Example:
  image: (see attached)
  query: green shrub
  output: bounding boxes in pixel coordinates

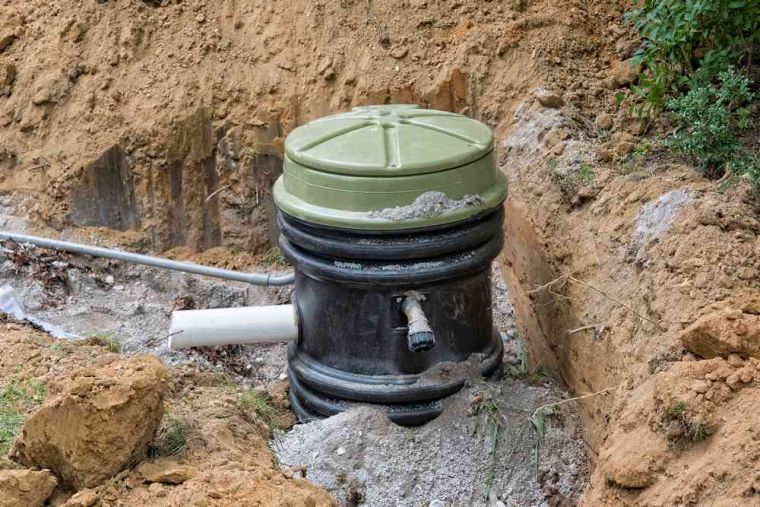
[666,68,754,178]
[626,0,760,113]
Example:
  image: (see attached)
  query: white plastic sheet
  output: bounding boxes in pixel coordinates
[0,284,79,340]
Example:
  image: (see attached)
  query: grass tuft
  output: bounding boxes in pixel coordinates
[238,390,279,431]
[667,400,712,444]
[0,380,47,457]
[263,247,289,268]
[85,334,122,354]
[149,412,192,459]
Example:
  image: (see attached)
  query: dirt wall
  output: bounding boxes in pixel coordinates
[0,0,630,253]
[500,103,760,505]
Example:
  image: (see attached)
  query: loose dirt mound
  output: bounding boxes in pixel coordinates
[0,0,630,253]
[0,323,335,506]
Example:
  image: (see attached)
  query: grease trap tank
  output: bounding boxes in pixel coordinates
[273,105,508,425]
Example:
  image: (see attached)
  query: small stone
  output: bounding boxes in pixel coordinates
[728,354,744,368]
[726,372,741,388]
[390,46,408,59]
[0,33,16,53]
[535,88,564,108]
[597,148,614,162]
[0,61,16,97]
[666,420,683,439]
[595,113,613,130]
[495,502,507,507]
[609,59,640,88]
[32,89,52,106]
[64,489,99,507]
[740,368,755,383]
[738,267,756,280]
[195,12,206,23]
[552,142,566,156]
[614,142,635,157]
[336,446,346,456]
[611,132,634,145]
[317,57,332,76]
[105,275,115,286]
[137,460,196,485]
[631,118,648,136]
[691,380,709,394]
[429,501,446,507]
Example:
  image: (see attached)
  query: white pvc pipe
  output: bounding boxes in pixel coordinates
[169,305,298,350]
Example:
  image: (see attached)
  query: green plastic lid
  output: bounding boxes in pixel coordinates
[274,106,507,231]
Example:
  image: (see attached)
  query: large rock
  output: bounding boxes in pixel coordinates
[682,295,760,359]
[0,469,58,507]
[10,355,169,490]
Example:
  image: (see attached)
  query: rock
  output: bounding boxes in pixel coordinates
[691,380,709,394]
[429,501,446,507]
[728,354,744,368]
[390,46,408,59]
[631,118,649,136]
[665,420,683,439]
[105,275,115,286]
[741,294,760,315]
[32,88,52,106]
[610,131,635,157]
[597,147,615,162]
[0,33,14,53]
[726,372,741,388]
[600,426,668,488]
[611,132,634,145]
[0,7,24,54]
[10,355,169,490]
[595,113,613,130]
[615,37,638,59]
[137,460,196,485]
[317,57,332,76]
[681,307,760,359]
[738,267,756,280]
[0,61,16,97]
[614,142,635,157]
[535,88,564,109]
[336,446,346,456]
[63,490,99,507]
[608,59,640,88]
[0,469,58,507]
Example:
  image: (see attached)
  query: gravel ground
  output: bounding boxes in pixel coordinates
[277,377,588,507]
[0,250,292,387]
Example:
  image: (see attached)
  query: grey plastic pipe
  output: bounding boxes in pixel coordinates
[0,232,294,287]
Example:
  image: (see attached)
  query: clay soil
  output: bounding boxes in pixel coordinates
[0,320,334,506]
